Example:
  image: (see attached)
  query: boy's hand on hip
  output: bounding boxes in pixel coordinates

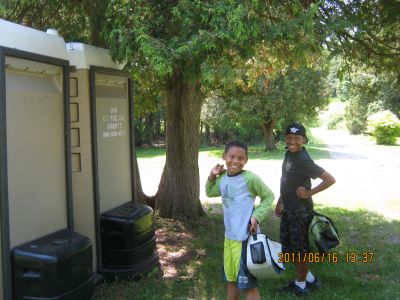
[275,201,283,218]
[249,217,258,234]
[296,186,310,199]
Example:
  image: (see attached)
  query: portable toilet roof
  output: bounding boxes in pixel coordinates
[0,18,68,60]
[66,42,125,70]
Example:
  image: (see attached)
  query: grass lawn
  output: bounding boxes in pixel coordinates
[96,138,400,299]
[95,205,400,299]
[136,141,331,161]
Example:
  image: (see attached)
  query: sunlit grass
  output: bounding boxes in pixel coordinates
[200,142,331,160]
[95,205,400,299]
[136,146,165,158]
[127,132,399,299]
[136,130,332,160]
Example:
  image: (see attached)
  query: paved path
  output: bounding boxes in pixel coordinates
[311,128,400,220]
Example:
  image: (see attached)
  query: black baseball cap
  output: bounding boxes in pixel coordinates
[285,123,308,143]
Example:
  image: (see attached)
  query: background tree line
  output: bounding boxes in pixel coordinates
[1,0,399,220]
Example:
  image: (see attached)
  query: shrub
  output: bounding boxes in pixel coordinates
[327,114,344,129]
[367,110,400,145]
[320,101,346,130]
[345,97,368,134]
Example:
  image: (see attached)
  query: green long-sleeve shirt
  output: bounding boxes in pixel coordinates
[206,170,274,241]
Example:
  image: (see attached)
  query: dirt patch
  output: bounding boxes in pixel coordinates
[155,217,206,279]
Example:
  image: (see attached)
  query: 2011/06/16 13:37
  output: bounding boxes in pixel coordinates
[278,251,375,263]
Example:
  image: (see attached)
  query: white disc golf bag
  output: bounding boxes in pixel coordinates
[246,233,285,279]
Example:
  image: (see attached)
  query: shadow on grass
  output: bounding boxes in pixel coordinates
[94,204,400,300]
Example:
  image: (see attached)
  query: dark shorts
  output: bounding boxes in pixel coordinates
[222,239,257,289]
[280,209,315,255]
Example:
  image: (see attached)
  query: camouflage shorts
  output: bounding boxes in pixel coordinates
[280,209,315,255]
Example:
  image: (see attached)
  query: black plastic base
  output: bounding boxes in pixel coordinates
[12,229,94,300]
[100,250,160,279]
[21,275,95,300]
[100,201,160,279]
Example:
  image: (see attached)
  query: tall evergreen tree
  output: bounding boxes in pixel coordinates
[105,0,321,219]
[4,1,397,219]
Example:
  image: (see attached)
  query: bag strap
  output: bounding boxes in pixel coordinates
[264,234,285,272]
[248,226,285,273]
[314,212,340,238]
[249,223,262,240]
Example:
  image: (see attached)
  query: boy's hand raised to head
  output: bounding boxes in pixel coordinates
[208,163,225,181]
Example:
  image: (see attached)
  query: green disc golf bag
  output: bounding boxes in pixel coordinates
[308,212,340,253]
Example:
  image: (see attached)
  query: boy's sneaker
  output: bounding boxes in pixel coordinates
[306,277,321,289]
[278,281,310,297]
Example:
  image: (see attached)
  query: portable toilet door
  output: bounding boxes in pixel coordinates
[90,67,135,212]
[67,43,159,279]
[0,19,72,300]
[90,67,137,275]
[91,68,159,279]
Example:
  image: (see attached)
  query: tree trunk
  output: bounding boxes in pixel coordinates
[205,123,211,146]
[155,70,204,220]
[143,113,155,146]
[154,112,162,142]
[84,0,107,47]
[262,118,277,151]
[134,118,144,147]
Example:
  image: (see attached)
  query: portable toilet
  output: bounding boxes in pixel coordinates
[66,43,159,278]
[0,19,94,300]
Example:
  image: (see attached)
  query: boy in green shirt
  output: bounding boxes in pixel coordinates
[206,141,274,300]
